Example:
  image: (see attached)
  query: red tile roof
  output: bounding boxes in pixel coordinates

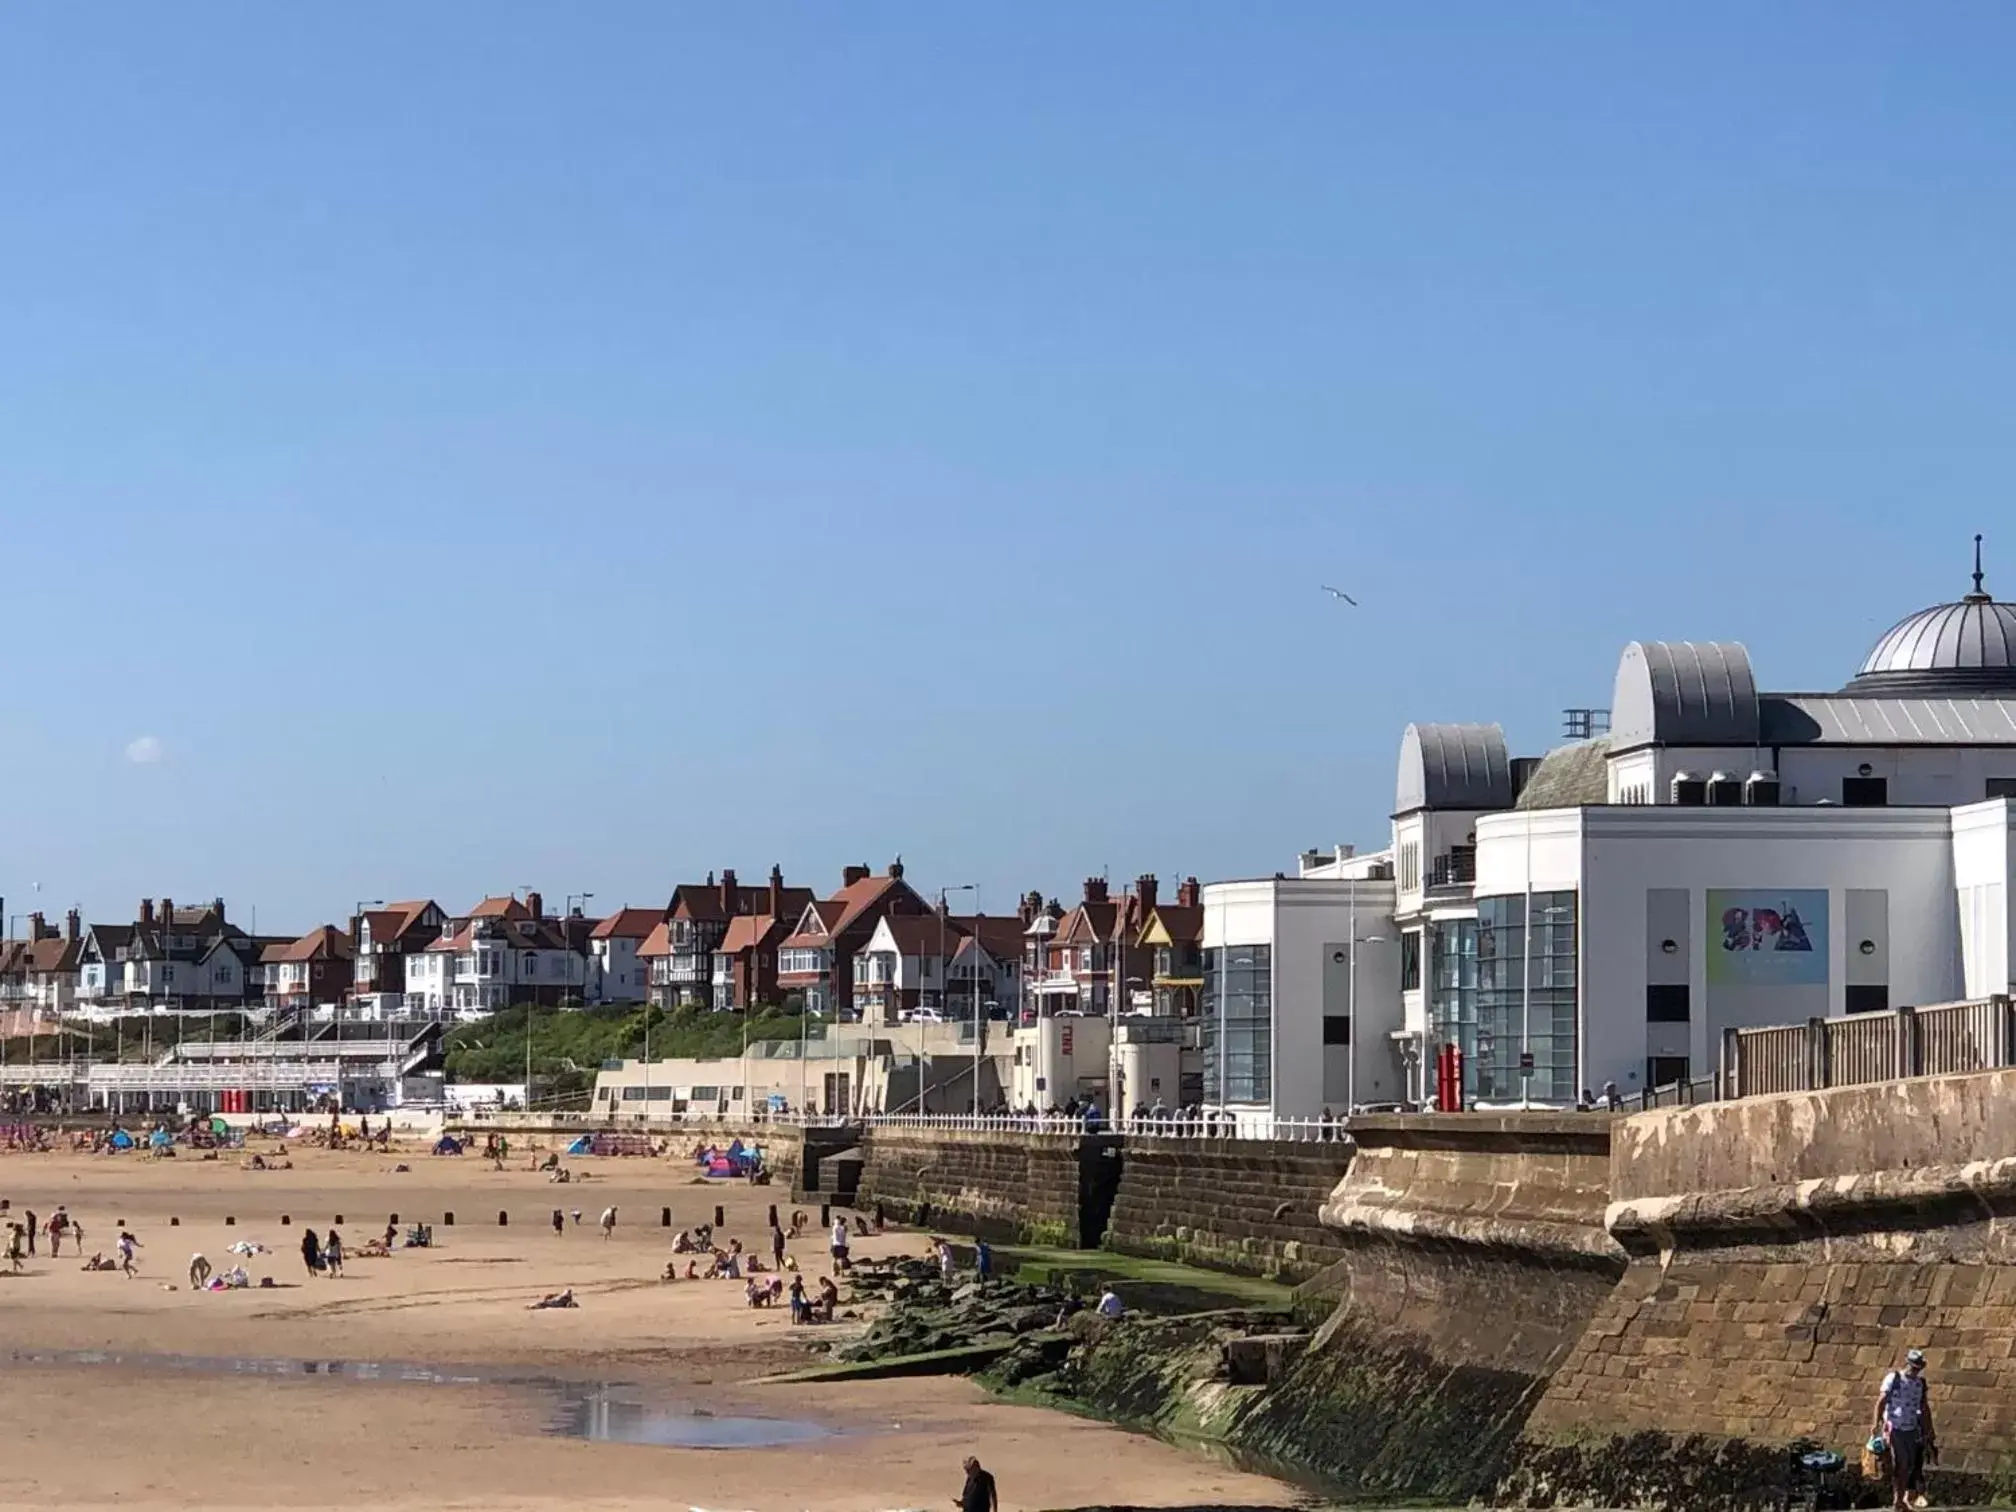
[468,896,531,920]
[872,914,969,957]
[1141,904,1203,947]
[268,925,355,965]
[718,914,789,954]
[590,907,665,942]
[363,900,441,944]
[25,937,78,973]
[781,899,846,950]
[637,921,673,959]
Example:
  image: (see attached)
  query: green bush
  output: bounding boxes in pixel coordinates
[443,1003,807,1084]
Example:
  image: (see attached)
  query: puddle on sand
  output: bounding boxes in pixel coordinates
[7,1347,836,1451]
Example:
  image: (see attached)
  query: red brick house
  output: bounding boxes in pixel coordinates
[352,900,446,1008]
[777,860,932,1018]
[260,925,356,1008]
[639,867,813,1011]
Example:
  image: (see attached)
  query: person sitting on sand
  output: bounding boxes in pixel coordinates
[527,1288,577,1310]
[744,1277,764,1308]
[672,1230,695,1254]
[81,1252,115,1272]
[817,1274,840,1322]
[661,1260,681,1283]
[684,1258,700,1280]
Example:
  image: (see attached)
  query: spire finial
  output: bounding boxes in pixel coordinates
[1973,533,1987,598]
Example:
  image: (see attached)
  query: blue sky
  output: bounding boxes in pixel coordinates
[5,4,2015,932]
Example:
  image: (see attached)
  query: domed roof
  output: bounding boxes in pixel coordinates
[1846,536,2016,695]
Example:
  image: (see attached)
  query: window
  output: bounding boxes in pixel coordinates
[1201,944,1272,1105]
[1988,778,2016,799]
[1400,931,1422,992]
[1845,984,1889,1014]
[1647,1055,1689,1088]
[1399,842,1420,891]
[1474,892,1577,1104]
[1646,984,1690,1023]
[1322,1015,1351,1046]
[525,956,537,978]
[1842,776,1888,807]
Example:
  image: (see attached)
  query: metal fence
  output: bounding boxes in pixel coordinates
[1721,996,2015,1099]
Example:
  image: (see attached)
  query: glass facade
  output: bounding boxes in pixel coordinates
[1200,944,1273,1105]
[1428,918,1478,1096]
[1474,892,1579,1105]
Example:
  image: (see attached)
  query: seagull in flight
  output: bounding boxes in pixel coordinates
[1321,585,1358,606]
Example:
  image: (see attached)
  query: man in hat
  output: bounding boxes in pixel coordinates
[1874,1347,1936,1511]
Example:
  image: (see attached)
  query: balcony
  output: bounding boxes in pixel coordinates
[1427,849,1477,894]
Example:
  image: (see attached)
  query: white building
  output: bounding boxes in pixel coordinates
[405,894,589,1018]
[588,907,662,1005]
[1199,870,1403,1125]
[1205,549,2016,1115]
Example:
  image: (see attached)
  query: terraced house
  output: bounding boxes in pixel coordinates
[73,897,262,1020]
[406,893,592,1016]
[777,860,931,1018]
[640,868,811,1011]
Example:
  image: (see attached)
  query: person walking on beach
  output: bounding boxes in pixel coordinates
[117,1228,141,1278]
[956,1456,998,1512]
[599,1206,616,1240]
[324,1229,344,1278]
[830,1214,851,1272]
[770,1220,786,1271]
[302,1227,324,1279]
[24,1208,36,1257]
[1875,1348,1937,1511]
[46,1207,67,1259]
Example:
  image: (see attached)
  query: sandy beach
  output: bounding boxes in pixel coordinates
[0,1136,1301,1512]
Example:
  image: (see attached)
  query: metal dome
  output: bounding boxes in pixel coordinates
[1845,536,2016,695]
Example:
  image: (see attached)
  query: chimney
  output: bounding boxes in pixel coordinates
[29,912,44,941]
[1177,877,1200,908]
[213,896,226,924]
[349,913,364,947]
[1136,875,1158,912]
[525,891,543,920]
[706,870,715,887]
[888,857,905,880]
[1083,878,1109,904]
[769,865,783,920]
[720,869,738,914]
[139,898,154,926]
[65,910,80,943]
[842,864,870,887]
[161,897,174,929]
[1019,890,1039,926]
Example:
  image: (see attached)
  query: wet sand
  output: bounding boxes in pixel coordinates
[0,1139,1301,1512]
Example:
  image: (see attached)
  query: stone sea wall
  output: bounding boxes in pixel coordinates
[1509,1069,2016,1508]
[848,1126,1119,1247]
[1102,1141,1354,1283]
[1234,1113,1624,1503]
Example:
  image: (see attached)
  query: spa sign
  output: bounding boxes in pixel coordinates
[1706,889,1829,986]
